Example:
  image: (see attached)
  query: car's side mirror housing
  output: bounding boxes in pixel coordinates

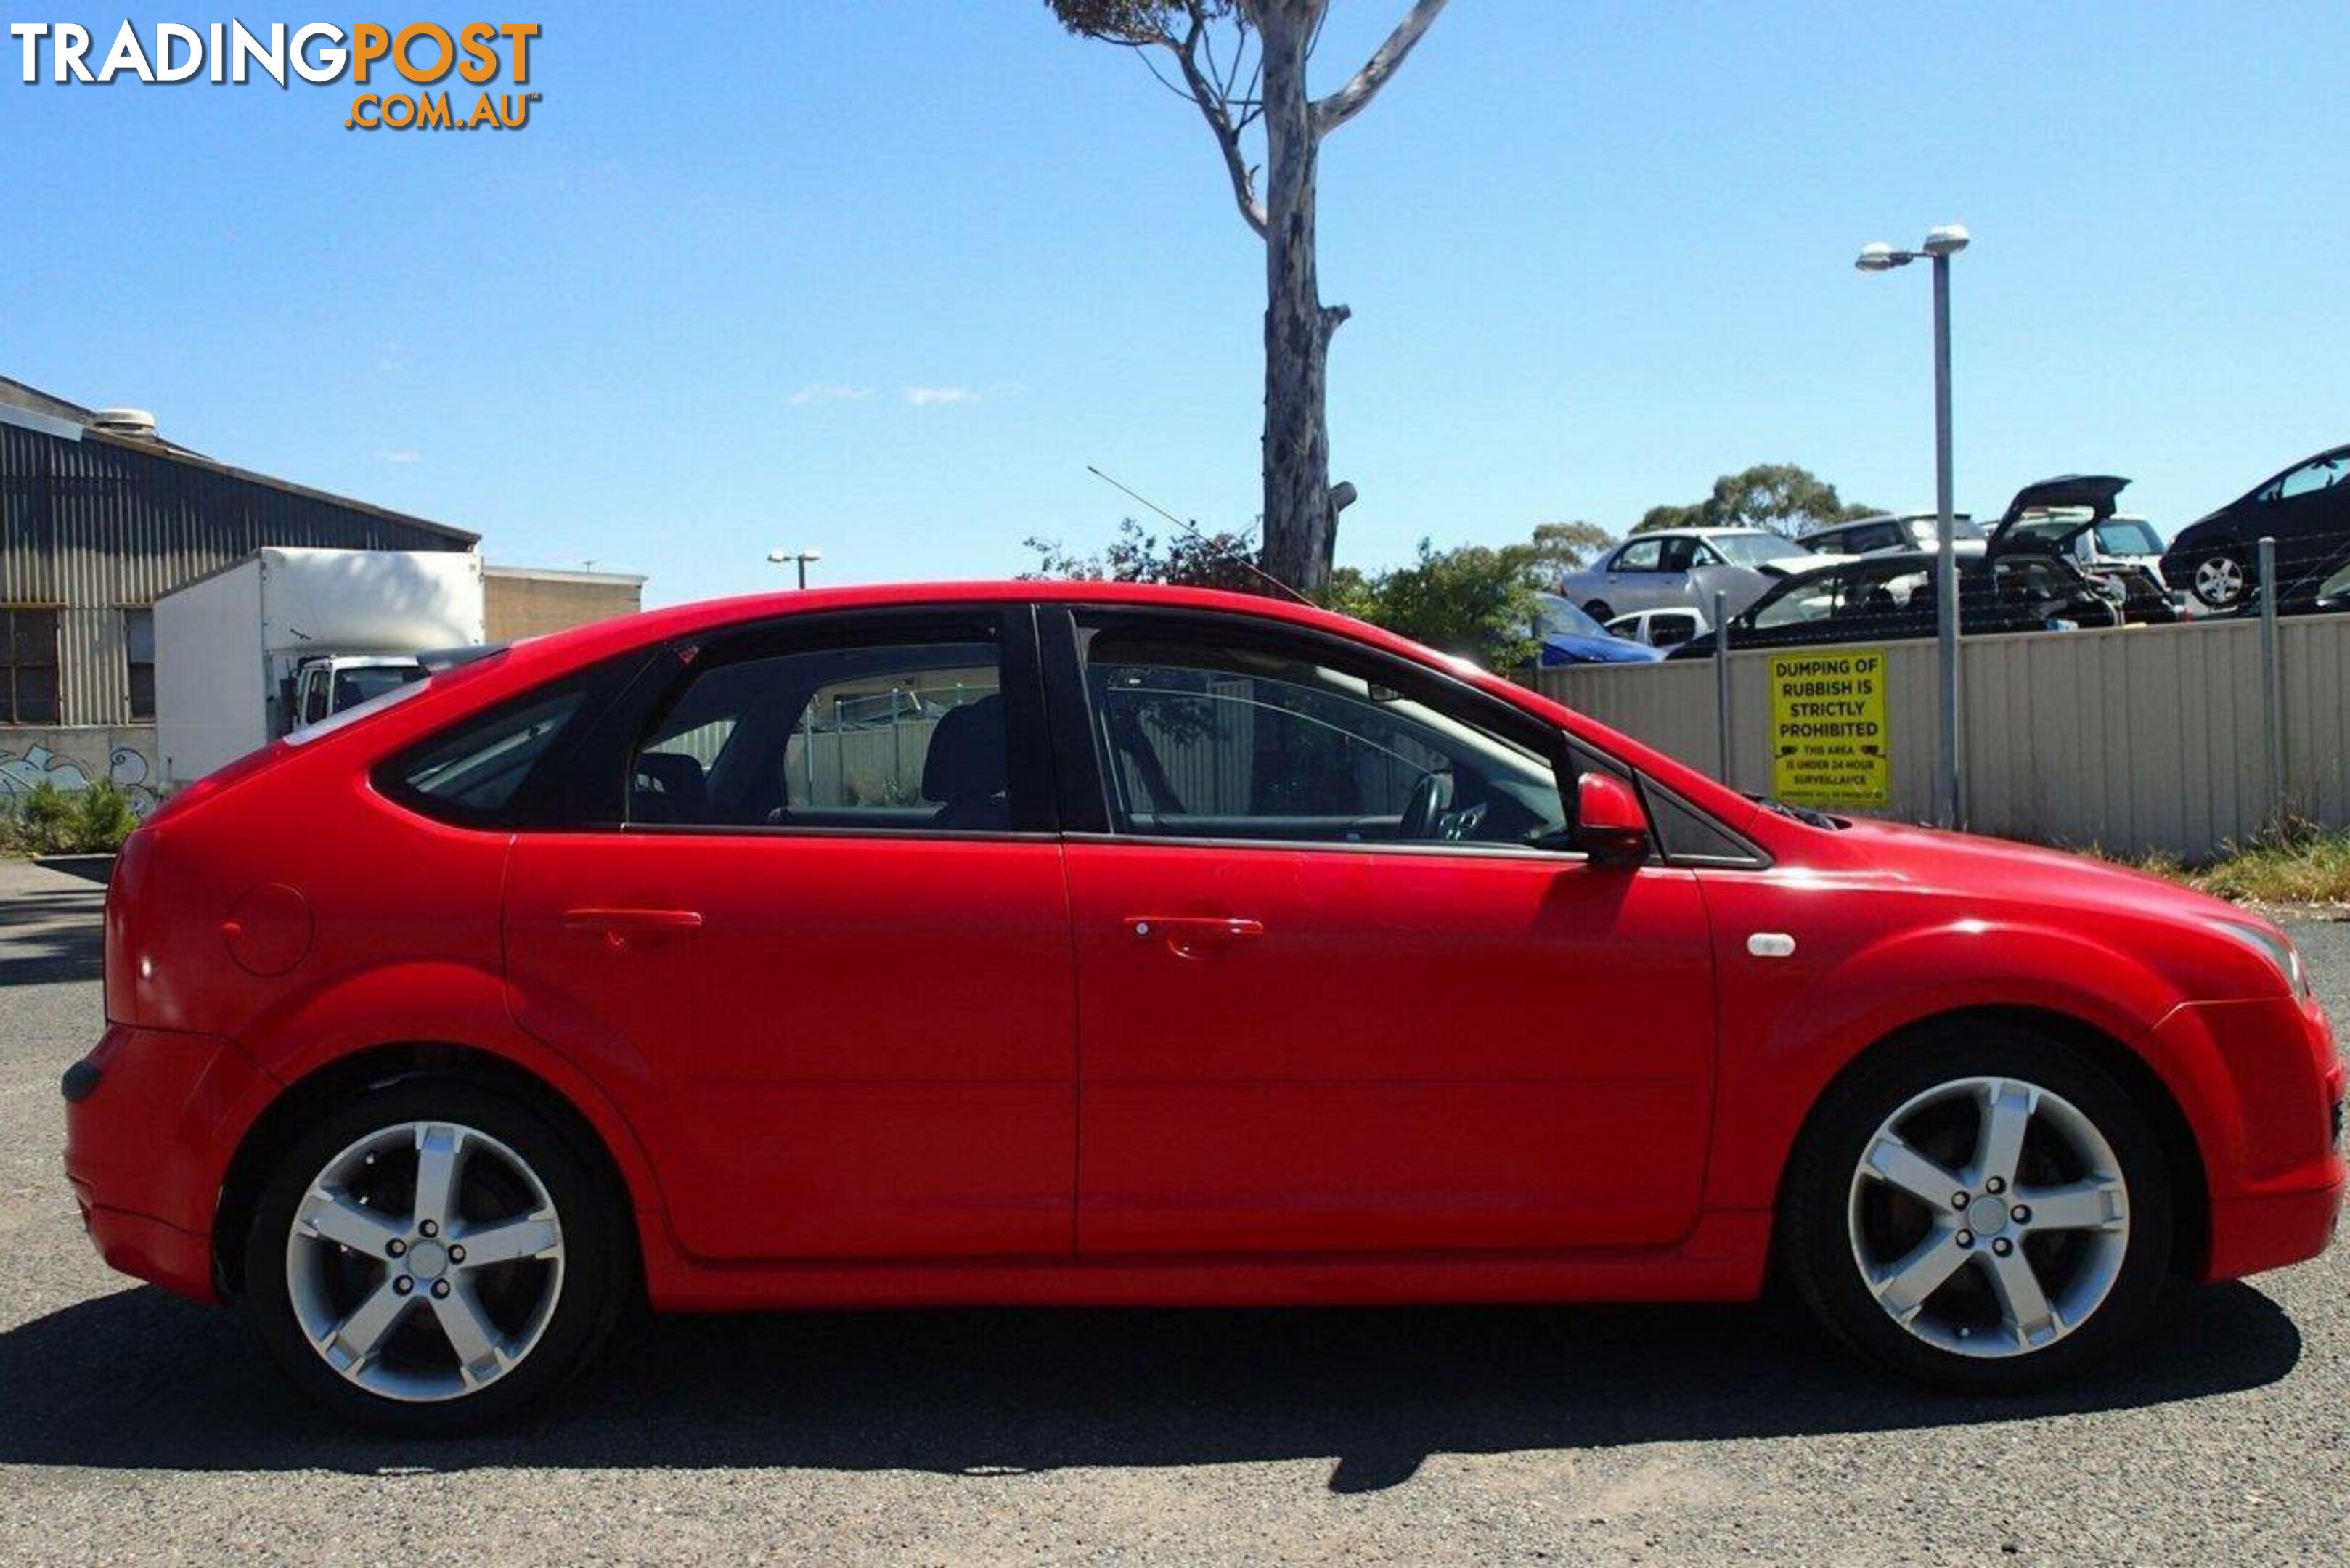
[1572,771,1651,867]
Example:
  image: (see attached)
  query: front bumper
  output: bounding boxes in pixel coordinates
[2150,997,2345,1282]
[61,1024,272,1303]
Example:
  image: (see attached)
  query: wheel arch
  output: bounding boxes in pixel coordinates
[212,1040,653,1299]
[1771,1003,2211,1278]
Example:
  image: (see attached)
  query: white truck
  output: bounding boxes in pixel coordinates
[154,547,485,788]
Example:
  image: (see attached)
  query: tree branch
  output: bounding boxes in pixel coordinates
[1168,14,1268,237]
[1310,0,1449,136]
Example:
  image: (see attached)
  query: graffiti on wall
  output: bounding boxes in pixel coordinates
[0,738,160,815]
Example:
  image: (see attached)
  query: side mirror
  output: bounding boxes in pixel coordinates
[1572,771,1650,867]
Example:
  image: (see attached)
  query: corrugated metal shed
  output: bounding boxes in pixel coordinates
[1,397,476,727]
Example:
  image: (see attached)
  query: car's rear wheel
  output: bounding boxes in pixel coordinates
[1783,1023,2171,1391]
[245,1080,629,1432]
[1582,600,1613,622]
[2187,548,2248,609]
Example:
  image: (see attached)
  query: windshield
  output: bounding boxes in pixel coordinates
[284,671,433,746]
[1904,517,1987,545]
[1534,595,1607,640]
[333,664,428,712]
[2092,519,2163,555]
[1709,532,1803,565]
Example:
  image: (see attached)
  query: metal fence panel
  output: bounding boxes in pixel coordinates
[1527,613,2350,861]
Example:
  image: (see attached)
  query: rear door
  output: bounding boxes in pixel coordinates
[1604,537,1669,611]
[499,606,1078,1262]
[1044,607,1719,1257]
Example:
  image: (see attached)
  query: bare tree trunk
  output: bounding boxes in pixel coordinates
[1253,4,1345,596]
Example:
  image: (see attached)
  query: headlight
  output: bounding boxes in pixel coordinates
[2209,920,2312,1000]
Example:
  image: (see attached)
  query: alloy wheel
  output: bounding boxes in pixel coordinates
[1846,1076,2129,1358]
[283,1120,566,1402]
[2192,554,2246,607]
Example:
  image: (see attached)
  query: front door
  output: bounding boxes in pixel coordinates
[502,608,1077,1262]
[1050,609,1719,1257]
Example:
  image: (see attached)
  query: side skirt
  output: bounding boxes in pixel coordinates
[637,1212,1771,1312]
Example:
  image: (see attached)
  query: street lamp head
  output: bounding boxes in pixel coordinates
[1854,241,1907,273]
[797,547,823,563]
[1922,223,1970,257]
[765,548,788,563]
[767,547,823,563]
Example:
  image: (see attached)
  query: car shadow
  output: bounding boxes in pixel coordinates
[0,883,105,987]
[0,1280,2301,1489]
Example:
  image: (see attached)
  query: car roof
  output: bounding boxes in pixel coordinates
[1621,527,1784,542]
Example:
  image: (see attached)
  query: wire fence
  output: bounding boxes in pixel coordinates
[1530,536,2350,860]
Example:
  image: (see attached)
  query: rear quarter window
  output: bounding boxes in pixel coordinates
[386,690,589,824]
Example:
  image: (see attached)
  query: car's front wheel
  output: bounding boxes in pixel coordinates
[245,1080,630,1432]
[2186,547,2249,609]
[1582,600,1613,622]
[1783,1023,2172,1390]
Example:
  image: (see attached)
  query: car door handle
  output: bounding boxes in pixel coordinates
[1125,915,1265,955]
[564,907,704,949]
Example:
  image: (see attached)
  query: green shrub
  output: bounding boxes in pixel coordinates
[70,780,139,854]
[0,780,141,856]
[20,780,76,855]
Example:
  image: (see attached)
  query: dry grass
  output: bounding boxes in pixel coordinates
[2080,820,2350,908]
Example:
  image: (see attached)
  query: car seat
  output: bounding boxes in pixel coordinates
[921,695,1009,830]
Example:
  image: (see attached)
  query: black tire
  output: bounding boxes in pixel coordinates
[2184,546,2249,609]
[1582,600,1614,623]
[244,1079,632,1434]
[1781,1021,2173,1393]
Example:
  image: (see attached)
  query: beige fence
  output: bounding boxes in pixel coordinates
[1527,612,2350,860]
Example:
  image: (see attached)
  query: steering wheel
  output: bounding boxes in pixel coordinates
[1400,769,1455,840]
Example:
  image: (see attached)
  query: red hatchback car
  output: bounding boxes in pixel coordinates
[65,583,2343,1430]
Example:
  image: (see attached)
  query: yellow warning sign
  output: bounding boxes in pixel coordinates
[1768,649,1889,807]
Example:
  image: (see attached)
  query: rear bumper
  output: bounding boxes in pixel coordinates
[61,1023,273,1303]
[67,1186,216,1303]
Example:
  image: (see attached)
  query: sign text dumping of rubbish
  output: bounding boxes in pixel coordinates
[1768,649,1888,807]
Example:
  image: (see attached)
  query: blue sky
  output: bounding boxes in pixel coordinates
[5,1,2344,605]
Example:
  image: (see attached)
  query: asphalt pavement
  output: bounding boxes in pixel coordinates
[1,856,2343,1564]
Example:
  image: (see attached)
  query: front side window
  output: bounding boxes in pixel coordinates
[1750,565,1930,632]
[2,607,60,724]
[1659,536,1703,572]
[1084,631,1565,849]
[2269,453,2348,503]
[632,637,1007,832]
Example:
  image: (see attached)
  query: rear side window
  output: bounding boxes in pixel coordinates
[630,637,1008,833]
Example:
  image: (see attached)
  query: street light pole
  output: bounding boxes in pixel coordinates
[766,547,823,589]
[1858,223,1970,828]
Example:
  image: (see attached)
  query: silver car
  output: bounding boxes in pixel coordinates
[1557,527,1827,622]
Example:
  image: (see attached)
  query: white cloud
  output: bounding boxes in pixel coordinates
[788,383,873,407]
[375,448,423,465]
[904,385,978,407]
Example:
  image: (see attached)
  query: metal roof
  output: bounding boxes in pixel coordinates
[0,375,478,546]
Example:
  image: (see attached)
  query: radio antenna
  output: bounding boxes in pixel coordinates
[1085,465,1315,605]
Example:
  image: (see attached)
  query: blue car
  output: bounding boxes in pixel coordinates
[1534,593,1664,666]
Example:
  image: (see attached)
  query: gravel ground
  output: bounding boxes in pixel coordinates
[2,856,2344,1564]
